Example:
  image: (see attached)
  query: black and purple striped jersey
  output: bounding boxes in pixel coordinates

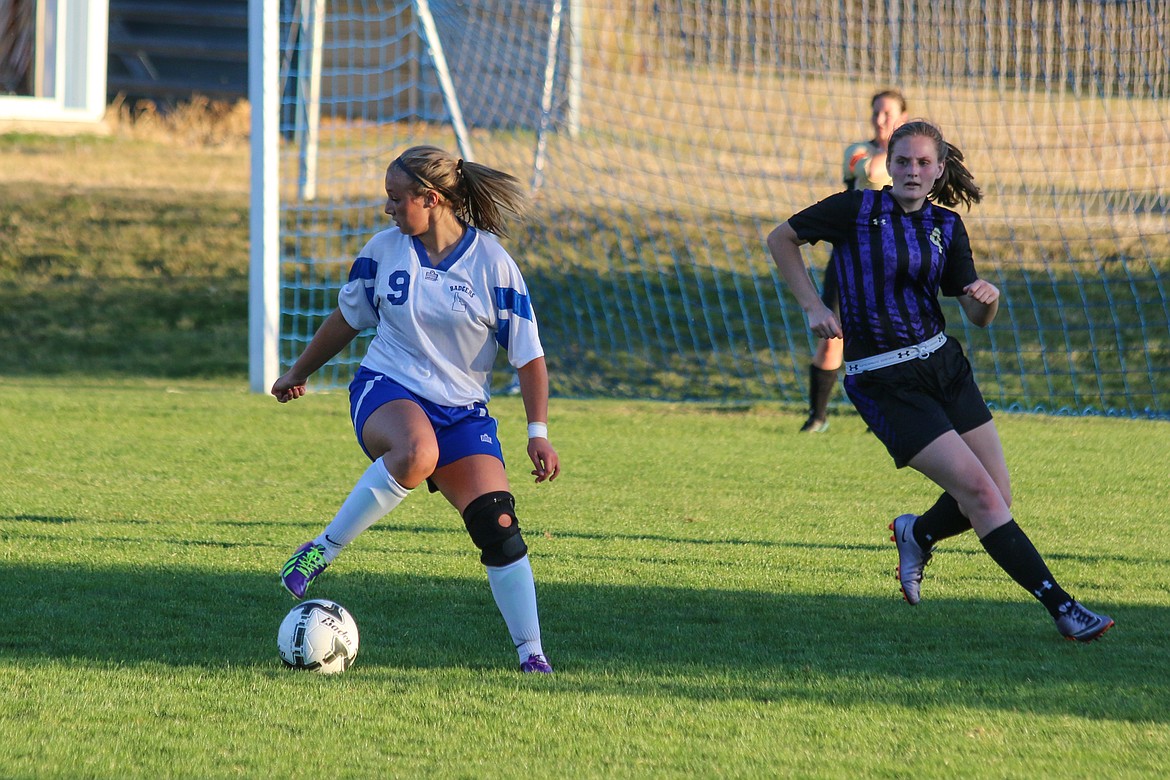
[787,187,978,362]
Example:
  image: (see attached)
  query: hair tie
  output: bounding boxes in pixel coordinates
[456,159,464,175]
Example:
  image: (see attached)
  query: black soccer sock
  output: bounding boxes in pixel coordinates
[913,492,972,550]
[979,520,1073,618]
[808,364,837,420]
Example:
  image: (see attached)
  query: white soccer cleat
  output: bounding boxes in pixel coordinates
[890,514,931,606]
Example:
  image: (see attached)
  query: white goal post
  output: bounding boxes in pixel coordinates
[247,0,279,394]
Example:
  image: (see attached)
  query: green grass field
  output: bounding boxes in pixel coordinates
[2,377,1168,777]
[2,103,1168,777]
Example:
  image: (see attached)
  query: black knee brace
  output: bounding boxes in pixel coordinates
[462,491,528,567]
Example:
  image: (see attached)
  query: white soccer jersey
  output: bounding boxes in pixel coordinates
[337,226,544,407]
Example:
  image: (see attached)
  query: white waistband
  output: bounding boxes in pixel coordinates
[844,333,948,375]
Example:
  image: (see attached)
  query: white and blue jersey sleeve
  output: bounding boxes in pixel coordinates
[492,255,543,372]
[337,255,380,330]
[337,226,544,407]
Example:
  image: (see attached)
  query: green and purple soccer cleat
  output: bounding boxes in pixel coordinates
[281,541,328,599]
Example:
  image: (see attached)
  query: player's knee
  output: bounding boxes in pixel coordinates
[961,479,1009,521]
[462,491,528,566]
[381,438,438,489]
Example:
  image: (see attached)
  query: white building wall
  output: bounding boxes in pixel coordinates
[0,0,109,124]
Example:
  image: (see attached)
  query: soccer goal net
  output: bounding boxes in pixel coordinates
[253,0,1169,418]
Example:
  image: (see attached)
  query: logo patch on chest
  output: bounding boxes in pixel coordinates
[449,284,476,297]
[929,227,943,251]
[449,283,476,313]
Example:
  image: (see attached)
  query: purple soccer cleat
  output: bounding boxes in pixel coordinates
[280,541,328,599]
[519,653,553,674]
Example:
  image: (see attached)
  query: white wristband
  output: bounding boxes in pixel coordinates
[527,422,548,440]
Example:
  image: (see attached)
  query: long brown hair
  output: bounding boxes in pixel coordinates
[888,121,983,209]
[390,145,529,237]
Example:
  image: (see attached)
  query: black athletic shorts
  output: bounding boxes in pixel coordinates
[842,338,992,468]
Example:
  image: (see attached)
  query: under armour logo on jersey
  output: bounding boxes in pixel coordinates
[425,270,439,281]
[871,217,888,226]
[480,434,493,444]
[929,227,943,250]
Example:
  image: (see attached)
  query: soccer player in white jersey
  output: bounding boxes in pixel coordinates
[271,146,561,673]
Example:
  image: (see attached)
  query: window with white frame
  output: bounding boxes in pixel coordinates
[0,0,108,122]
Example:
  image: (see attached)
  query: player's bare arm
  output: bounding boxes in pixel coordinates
[516,357,560,483]
[768,222,842,340]
[271,309,362,402]
[958,279,1000,327]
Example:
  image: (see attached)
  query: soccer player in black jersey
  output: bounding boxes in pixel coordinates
[800,89,907,434]
[767,120,1113,642]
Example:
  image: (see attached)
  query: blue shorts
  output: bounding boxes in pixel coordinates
[348,367,504,470]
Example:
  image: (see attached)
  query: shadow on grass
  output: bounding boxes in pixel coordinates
[12,513,1158,568]
[0,276,248,379]
[6,514,78,524]
[279,255,1170,413]
[3,559,1166,724]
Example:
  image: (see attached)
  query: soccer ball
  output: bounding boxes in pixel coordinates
[277,599,360,674]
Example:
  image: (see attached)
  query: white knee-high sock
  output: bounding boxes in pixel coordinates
[486,555,545,662]
[314,459,410,563]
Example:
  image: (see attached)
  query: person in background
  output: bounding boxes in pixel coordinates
[768,120,1114,642]
[272,145,561,673]
[800,89,908,433]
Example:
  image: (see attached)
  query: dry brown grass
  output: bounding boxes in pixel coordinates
[0,96,250,196]
[1,75,1164,405]
[105,93,252,149]
[275,68,1170,271]
[4,71,1167,272]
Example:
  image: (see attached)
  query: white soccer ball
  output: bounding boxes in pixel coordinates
[277,599,360,674]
